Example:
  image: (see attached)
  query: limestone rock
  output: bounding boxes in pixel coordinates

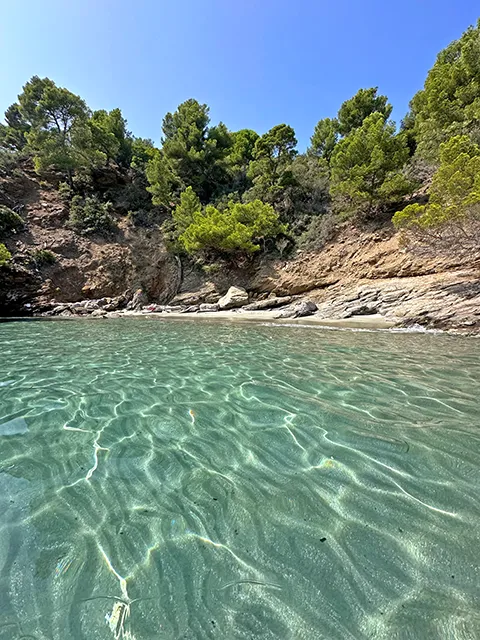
[243,296,294,311]
[199,303,220,312]
[161,305,185,313]
[218,286,249,310]
[276,299,318,319]
[126,289,148,310]
[171,283,220,306]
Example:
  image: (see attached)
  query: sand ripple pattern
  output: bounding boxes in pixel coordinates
[0,319,480,639]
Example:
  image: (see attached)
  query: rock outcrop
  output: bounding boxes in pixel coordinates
[276,299,318,319]
[2,167,480,333]
[0,168,182,314]
[218,286,249,310]
[243,295,294,311]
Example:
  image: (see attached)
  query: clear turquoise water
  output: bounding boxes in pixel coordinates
[0,319,480,639]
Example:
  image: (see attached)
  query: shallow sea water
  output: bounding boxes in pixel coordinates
[0,318,479,639]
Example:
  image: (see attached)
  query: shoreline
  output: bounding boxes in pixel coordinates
[119,310,398,330]
[1,310,402,331]
[3,311,478,335]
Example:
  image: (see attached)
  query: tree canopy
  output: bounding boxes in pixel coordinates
[409,19,480,159]
[177,194,287,255]
[330,113,410,217]
[393,135,480,250]
[337,87,392,137]
[309,118,339,161]
[1,18,479,259]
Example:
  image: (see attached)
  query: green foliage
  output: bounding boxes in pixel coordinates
[309,118,339,161]
[130,137,155,170]
[172,186,202,234]
[57,181,73,202]
[0,205,24,234]
[178,198,287,255]
[0,149,22,176]
[226,129,259,192]
[261,154,330,233]
[16,76,95,175]
[89,108,132,167]
[298,213,338,251]
[146,149,175,207]
[154,99,232,203]
[245,124,298,204]
[290,154,330,215]
[69,195,116,235]
[393,136,480,244]
[410,19,480,159]
[0,103,29,150]
[337,87,392,137]
[330,113,411,217]
[32,248,57,265]
[0,243,12,266]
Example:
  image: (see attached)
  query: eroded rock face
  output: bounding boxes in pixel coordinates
[0,265,41,315]
[218,286,249,310]
[0,168,182,313]
[310,271,480,331]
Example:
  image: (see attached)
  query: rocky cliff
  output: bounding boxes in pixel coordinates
[1,168,479,332]
[0,167,180,313]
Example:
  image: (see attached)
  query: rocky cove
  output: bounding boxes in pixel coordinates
[1,167,480,334]
[22,271,480,335]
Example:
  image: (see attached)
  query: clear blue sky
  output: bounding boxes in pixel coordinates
[0,1,478,149]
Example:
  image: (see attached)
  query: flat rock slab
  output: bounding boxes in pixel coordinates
[275,300,318,319]
[243,296,294,311]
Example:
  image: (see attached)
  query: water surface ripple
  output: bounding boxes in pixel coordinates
[0,319,479,639]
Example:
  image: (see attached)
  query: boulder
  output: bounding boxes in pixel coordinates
[162,305,186,313]
[126,289,148,311]
[171,283,220,306]
[199,303,220,312]
[103,296,124,312]
[52,304,69,315]
[84,300,100,311]
[276,299,318,319]
[218,286,249,310]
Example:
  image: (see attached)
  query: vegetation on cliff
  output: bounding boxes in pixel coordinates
[1,19,479,267]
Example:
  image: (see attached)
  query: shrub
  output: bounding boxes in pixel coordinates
[58,181,73,202]
[393,135,480,253]
[298,214,339,251]
[32,249,56,265]
[178,198,287,256]
[0,205,24,234]
[126,208,162,228]
[0,243,12,266]
[0,149,20,176]
[69,195,116,235]
[202,263,222,275]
